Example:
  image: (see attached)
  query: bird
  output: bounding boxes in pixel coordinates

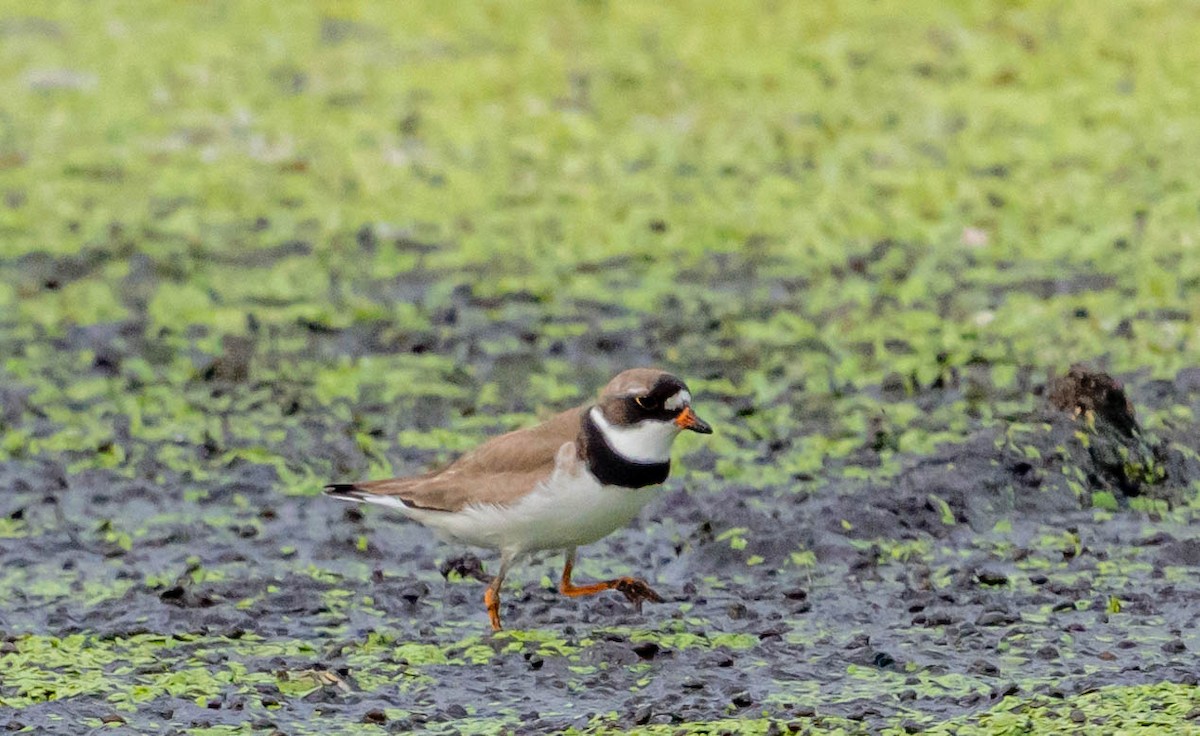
[324,368,713,630]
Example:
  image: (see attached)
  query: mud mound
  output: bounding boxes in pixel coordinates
[837,367,1197,543]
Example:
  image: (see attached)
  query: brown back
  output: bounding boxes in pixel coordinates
[354,406,585,512]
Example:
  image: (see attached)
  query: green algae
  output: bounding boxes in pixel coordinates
[0,633,275,711]
[2,0,1200,733]
[924,682,1200,736]
[0,625,761,729]
[3,0,1200,495]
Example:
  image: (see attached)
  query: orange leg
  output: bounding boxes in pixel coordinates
[559,548,663,611]
[484,586,502,631]
[483,551,517,632]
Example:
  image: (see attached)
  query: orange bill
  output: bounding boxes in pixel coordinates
[674,406,713,434]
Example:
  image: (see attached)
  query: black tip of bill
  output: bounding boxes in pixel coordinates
[676,406,713,434]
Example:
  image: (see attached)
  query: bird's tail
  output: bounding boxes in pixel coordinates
[323,483,368,503]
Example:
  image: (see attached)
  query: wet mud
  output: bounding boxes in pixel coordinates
[5,2,1200,731]
[3,276,1199,733]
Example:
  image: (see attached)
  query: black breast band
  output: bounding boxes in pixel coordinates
[582,410,671,489]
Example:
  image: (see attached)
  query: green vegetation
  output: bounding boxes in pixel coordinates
[3,1,1200,488]
[2,0,1199,732]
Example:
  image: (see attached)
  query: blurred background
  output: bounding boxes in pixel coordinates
[2,1,1197,486]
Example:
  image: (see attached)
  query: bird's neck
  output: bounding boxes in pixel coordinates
[580,408,671,489]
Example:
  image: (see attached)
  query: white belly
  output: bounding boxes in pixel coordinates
[418,469,657,554]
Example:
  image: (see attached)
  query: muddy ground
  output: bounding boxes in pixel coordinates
[4,2,1200,733]
[3,277,1199,734]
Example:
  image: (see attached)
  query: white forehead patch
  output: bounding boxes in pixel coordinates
[664,390,691,411]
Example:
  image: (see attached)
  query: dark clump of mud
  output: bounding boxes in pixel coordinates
[1047,364,1140,436]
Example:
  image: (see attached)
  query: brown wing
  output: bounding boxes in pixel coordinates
[329,406,586,512]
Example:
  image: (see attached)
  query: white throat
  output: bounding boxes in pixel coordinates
[590,406,680,464]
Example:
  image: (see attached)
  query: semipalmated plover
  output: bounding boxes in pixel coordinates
[325,368,712,630]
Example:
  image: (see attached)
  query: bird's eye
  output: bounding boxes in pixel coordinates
[634,396,651,409]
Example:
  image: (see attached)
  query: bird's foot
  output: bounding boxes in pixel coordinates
[613,577,664,611]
